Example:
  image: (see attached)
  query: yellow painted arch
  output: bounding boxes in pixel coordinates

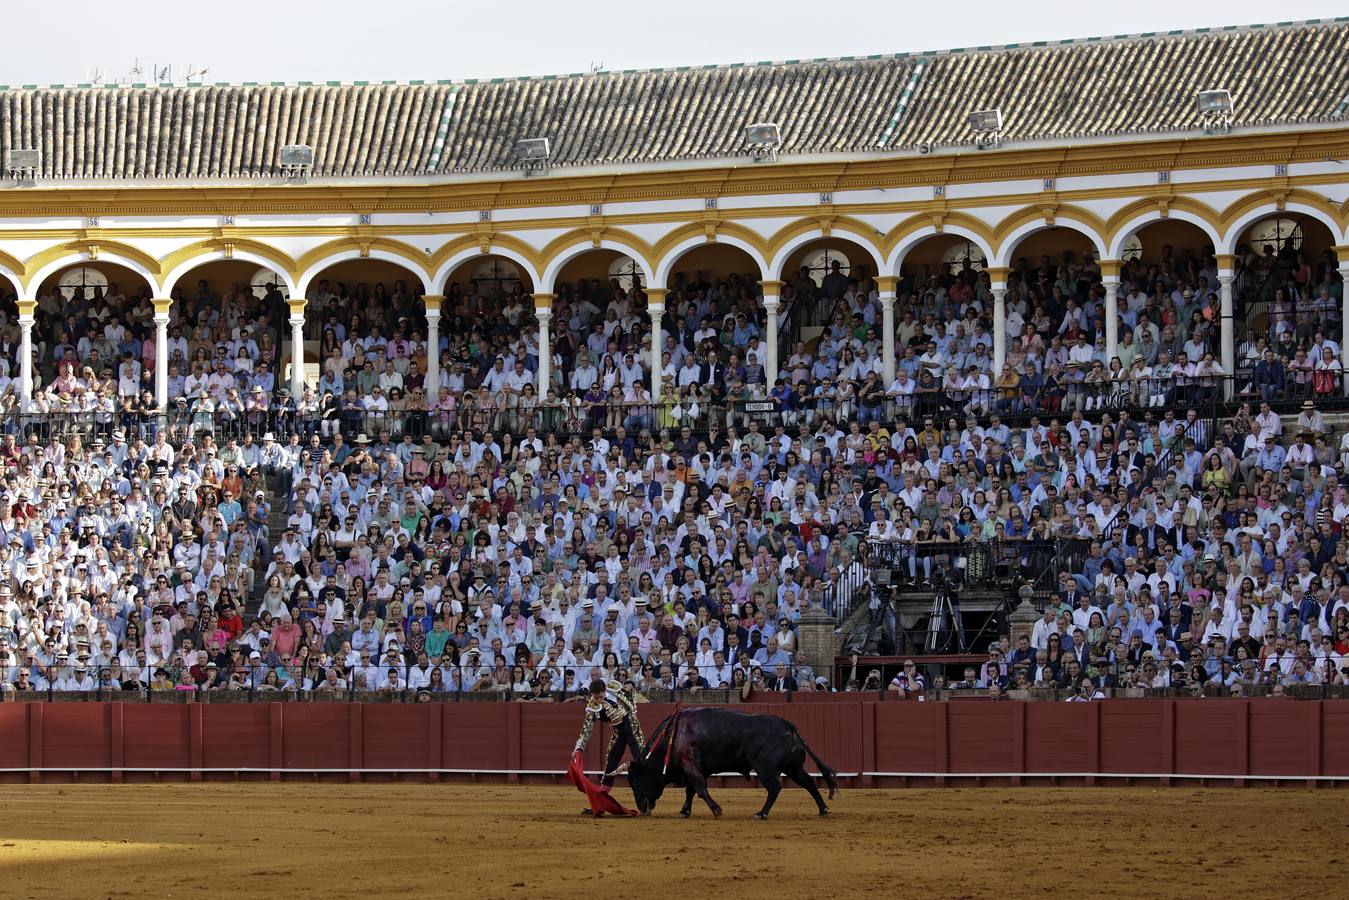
[431,232,545,279]
[22,240,162,292]
[1218,189,1347,237]
[296,237,432,281]
[1103,196,1223,246]
[0,248,25,280]
[766,216,887,273]
[159,238,301,287]
[651,220,772,267]
[881,211,997,261]
[536,227,654,271]
[991,204,1110,260]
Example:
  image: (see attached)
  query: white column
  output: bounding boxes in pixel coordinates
[986,268,1010,379]
[153,299,170,412]
[766,294,787,383]
[1341,264,1349,397]
[17,300,34,411]
[991,284,1007,376]
[1218,269,1235,399]
[536,308,552,397]
[648,304,664,400]
[758,280,783,386]
[879,291,896,384]
[532,293,555,398]
[1102,276,1120,362]
[646,288,668,402]
[424,295,442,406]
[288,299,306,404]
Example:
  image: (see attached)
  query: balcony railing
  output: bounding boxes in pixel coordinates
[4,369,1342,449]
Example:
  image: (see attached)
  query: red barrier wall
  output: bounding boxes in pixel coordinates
[1,699,1345,786]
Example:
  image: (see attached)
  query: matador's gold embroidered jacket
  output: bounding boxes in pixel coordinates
[575,680,645,750]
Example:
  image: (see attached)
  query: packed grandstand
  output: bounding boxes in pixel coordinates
[0,19,1347,701]
[1,240,1345,698]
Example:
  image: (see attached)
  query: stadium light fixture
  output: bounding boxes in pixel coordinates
[969,108,1003,151]
[4,148,39,185]
[1195,89,1232,114]
[1196,89,1233,135]
[279,144,314,182]
[745,123,781,162]
[515,137,551,176]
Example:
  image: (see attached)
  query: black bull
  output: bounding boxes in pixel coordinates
[626,708,839,819]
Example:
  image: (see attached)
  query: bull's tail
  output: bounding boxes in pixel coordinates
[789,724,838,799]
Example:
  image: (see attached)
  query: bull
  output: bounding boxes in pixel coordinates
[626,708,838,819]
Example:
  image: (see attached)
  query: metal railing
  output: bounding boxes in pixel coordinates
[835,655,1349,698]
[0,400,724,444]
[817,377,1216,435]
[9,365,1346,451]
[0,661,823,702]
[866,539,1053,589]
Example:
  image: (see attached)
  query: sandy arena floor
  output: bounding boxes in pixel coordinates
[0,783,1342,898]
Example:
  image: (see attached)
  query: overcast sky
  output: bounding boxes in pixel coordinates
[9,1,1345,85]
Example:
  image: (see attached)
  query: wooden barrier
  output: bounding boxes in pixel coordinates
[0,699,1344,786]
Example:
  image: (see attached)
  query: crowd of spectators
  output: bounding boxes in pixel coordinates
[0,236,1346,701]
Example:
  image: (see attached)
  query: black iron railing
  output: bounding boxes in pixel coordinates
[3,662,821,701]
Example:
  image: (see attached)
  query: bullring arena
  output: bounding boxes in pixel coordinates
[2,699,1348,897]
[2,11,1349,899]
[4,785,1344,898]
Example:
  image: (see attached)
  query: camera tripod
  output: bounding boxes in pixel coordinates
[925,584,966,653]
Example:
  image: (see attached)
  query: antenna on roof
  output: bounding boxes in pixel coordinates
[589,60,604,73]
[87,67,104,83]
[112,59,144,86]
[108,60,212,86]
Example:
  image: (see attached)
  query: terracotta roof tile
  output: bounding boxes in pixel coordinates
[0,21,1344,180]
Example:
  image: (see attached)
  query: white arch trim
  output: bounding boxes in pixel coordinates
[653,234,769,287]
[992,218,1108,269]
[767,228,886,282]
[885,225,995,277]
[296,250,432,300]
[24,252,161,297]
[0,266,21,299]
[433,245,544,295]
[160,251,298,299]
[1218,202,1347,255]
[1106,210,1222,260]
[539,240,655,293]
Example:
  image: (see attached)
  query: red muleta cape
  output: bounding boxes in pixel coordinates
[566,753,639,817]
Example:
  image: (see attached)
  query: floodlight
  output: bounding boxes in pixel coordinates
[1196,90,1234,135]
[1196,90,1233,114]
[515,137,551,176]
[5,149,39,184]
[969,109,1003,150]
[745,123,781,162]
[968,109,1003,133]
[279,144,313,181]
[745,123,781,146]
[515,138,551,162]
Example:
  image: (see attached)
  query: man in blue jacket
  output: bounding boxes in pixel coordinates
[1252,348,1286,401]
